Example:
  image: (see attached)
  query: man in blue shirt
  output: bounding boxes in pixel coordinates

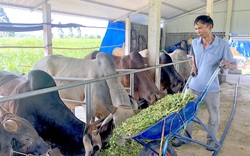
[172,15,237,151]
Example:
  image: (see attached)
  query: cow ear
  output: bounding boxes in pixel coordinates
[0,105,8,117]
[3,119,19,133]
[93,129,99,136]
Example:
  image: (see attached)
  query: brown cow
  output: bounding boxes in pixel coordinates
[0,105,51,156]
[112,43,125,57]
[109,48,185,94]
[138,49,185,93]
[85,51,167,105]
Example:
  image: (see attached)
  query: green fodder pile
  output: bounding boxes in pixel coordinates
[101,93,194,156]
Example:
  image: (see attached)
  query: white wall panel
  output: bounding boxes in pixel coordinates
[165,0,250,35]
[230,0,250,34]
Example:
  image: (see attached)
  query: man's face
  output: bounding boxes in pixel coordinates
[194,21,212,38]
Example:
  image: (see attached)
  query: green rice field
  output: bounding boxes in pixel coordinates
[0,37,102,75]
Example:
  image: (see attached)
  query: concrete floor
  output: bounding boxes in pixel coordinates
[226,73,250,85]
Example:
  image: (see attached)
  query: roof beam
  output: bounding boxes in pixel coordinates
[31,0,48,12]
[164,0,227,22]
[113,5,149,22]
[198,0,207,2]
[162,2,188,12]
[113,0,171,23]
[80,0,134,12]
[0,2,33,10]
[80,0,150,22]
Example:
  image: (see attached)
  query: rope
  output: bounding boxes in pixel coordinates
[12,149,50,156]
[0,44,123,51]
[12,150,29,156]
[159,118,166,155]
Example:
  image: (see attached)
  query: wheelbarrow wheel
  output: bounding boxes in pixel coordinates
[139,140,177,156]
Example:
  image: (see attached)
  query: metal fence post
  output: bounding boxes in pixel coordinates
[130,73,134,97]
[86,83,91,124]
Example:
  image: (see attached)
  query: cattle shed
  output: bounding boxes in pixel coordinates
[1,1,250,155]
[1,0,249,86]
[1,0,249,58]
[1,0,249,50]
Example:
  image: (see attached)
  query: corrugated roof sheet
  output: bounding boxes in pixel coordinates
[0,0,222,24]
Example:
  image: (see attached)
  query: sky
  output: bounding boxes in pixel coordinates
[3,7,109,37]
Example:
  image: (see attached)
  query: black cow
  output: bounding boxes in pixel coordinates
[159,52,185,94]
[138,50,185,94]
[0,70,102,156]
[0,105,50,156]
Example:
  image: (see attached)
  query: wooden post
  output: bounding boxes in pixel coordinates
[148,0,161,89]
[42,3,52,56]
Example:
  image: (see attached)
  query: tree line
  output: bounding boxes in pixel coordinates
[0,8,102,38]
[57,22,101,38]
[0,8,15,37]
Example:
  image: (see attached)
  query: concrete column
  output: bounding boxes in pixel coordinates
[206,0,214,18]
[161,23,167,50]
[125,17,131,55]
[42,3,52,56]
[148,0,161,89]
[225,0,233,40]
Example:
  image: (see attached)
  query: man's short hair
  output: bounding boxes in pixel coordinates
[194,15,214,28]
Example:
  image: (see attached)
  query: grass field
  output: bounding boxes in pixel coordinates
[0,37,103,75]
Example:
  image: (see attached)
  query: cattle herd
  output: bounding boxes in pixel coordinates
[0,49,191,156]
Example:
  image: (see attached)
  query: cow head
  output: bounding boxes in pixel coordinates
[83,123,102,156]
[160,53,185,94]
[0,106,51,156]
[138,98,150,109]
[128,94,139,113]
[0,123,12,156]
[94,116,115,149]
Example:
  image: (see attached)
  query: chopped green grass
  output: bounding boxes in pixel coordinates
[101,93,195,156]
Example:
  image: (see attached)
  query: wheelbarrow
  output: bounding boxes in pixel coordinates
[123,67,222,156]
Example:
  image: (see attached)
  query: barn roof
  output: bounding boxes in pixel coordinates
[0,0,223,24]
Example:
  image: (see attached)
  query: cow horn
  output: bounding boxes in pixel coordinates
[100,113,113,127]
[3,119,18,133]
[154,93,161,101]
[0,106,8,117]
[94,113,113,135]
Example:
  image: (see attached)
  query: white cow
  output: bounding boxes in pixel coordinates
[168,49,192,81]
[33,52,138,125]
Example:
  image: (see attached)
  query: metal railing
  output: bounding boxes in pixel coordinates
[0,60,189,124]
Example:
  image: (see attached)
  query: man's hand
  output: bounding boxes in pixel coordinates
[220,60,237,70]
[191,66,198,76]
[191,56,198,76]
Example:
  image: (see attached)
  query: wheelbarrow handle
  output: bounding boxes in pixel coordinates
[182,76,193,94]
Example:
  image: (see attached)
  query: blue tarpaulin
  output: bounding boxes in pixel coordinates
[168,40,189,54]
[229,40,250,57]
[99,21,125,54]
